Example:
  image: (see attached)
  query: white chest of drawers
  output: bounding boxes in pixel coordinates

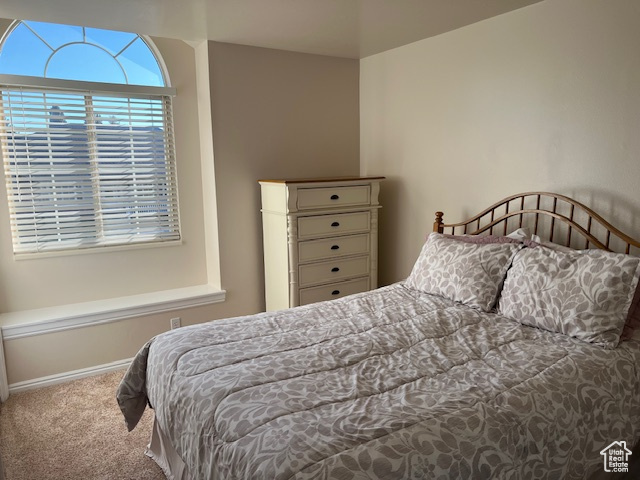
[259,177,384,311]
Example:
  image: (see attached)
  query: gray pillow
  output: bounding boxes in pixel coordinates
[498,247,640,348]
[406,233,522,312]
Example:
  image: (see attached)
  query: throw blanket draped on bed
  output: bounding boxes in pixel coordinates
[117,284,640,479]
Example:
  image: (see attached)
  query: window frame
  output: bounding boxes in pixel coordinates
[0,21,172,87]
[0,21,182,258]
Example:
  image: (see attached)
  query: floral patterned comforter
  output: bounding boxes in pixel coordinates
[117,283,640,479]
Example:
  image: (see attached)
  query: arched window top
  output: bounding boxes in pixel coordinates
[0,21,166,87]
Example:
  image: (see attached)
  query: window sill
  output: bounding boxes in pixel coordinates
[14,239,183,261]
[0,284,226,340]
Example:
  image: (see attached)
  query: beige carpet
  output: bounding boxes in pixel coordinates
[0,370,165,480]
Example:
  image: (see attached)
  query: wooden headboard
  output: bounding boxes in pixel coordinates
[433,192,640,255]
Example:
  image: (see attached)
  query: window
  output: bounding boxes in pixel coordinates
[0,21,180,255]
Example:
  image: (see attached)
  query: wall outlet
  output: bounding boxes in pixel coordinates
[170,317,181,329]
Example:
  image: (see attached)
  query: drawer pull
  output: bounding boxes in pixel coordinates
[331,290,340,295]
[331,221,340,227]
[331,267,340,272]
[330,245,340,250]
[330,194,340,200]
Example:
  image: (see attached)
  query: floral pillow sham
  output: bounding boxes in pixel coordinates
[497,247,640,348]
[621,285,640,340]
[406,233,522,312]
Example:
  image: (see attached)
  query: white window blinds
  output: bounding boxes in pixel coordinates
[0,85,180,254]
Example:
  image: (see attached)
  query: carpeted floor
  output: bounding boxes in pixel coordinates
[0,370,165,480]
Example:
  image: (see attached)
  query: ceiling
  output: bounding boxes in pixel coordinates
[0,0,543,59]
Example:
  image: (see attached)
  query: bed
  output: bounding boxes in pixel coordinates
[117,192,640,479]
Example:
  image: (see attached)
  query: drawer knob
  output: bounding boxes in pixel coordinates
[330,194,340,200]
[331,221,340,227]
[331,290,340,295]
[331,245,340,250]
[331,267,340,272]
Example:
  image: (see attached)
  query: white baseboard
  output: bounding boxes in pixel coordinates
[8,357,133,395]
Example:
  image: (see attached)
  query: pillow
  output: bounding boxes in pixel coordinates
[406,233,522,312]
[506,228,531,241]
[621,284,640,340]
[426,229,529,246]
[530,234,575,252]
[497,247,640,348]
[447,229,537,248]
[449,234,523,245]
[523,238,640,342]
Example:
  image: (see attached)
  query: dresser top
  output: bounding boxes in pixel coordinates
[258,176,385,184]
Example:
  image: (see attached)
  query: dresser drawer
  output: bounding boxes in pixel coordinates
[299,255,369,287]
[298,211,370,239]
[298,234,369,263]
[299,277,370,305]
[297,185,370,210]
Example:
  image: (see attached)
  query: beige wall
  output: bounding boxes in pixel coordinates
[3,40,360,383]
[209,41,360,314]
[360,0,640,285]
